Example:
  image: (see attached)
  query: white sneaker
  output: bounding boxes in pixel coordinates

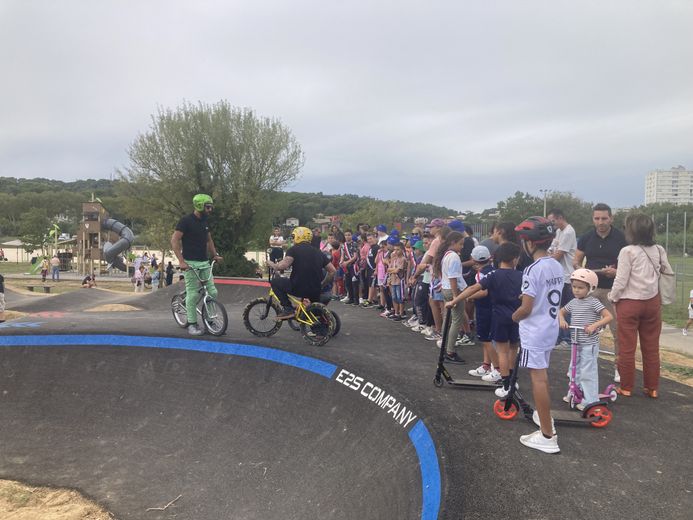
[683,328,688,336]
[520,430,560,454]
[340,296,351,303]
[469,365,491,377]
[411,324,424,332]
[359,298,365,304]
[562,394,571,404]
[404,317,419,328]
[532,410,557,435]
[458,334,474,345]
[420,326,432,335]
[494,385,510,398]
[481,369,501,382]
[436,339,443,349]
[576,403,586,412]
[425,332,442,341]
[494,381,518,397]
[614,368,621,383]
[187,324,204,336]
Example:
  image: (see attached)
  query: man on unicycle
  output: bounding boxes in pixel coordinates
[171,193,223,336]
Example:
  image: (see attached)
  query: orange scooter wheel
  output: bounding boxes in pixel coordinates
[493,399,518,420]
[586,405,612,428]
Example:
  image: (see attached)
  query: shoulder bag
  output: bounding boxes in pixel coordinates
[641,245,676,305]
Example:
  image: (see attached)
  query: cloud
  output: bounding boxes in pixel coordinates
[1,0,692,212]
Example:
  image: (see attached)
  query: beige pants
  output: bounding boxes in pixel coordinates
[593,288,618,358]
[442,289,464,355]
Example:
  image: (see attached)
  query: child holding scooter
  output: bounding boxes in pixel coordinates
[559,269,613,410]
[512,217,564,454]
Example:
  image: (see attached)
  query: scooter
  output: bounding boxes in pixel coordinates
[493,344,613,428]
[565,325,618,408]
[434,308,501,390]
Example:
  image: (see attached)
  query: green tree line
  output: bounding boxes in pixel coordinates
[3,99,689,273]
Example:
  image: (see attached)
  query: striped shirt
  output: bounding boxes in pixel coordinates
[563,296,605,346]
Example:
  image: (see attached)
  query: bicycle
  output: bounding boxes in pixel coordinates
[171,260,228,336]
[242,284,337,346]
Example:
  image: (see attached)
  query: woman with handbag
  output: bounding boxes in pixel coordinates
[608,213,673,398]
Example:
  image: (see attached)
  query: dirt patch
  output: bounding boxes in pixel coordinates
[84,304,141,313]
[2,310,28,321]
[0,479,114,519]
[599,332,693,387]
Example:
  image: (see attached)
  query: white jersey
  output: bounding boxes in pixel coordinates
[441,250,466,291]
[550,224,577,279]
[269,234,285,247]
[520,256,564,350]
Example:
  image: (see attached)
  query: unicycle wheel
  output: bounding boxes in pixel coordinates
[493,399,518,420]
[586,405,612,428]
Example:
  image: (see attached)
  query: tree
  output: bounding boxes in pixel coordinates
[19,208,50,253]
[342,200,405,231]
[496,192,543,224]
[119,101,304,275]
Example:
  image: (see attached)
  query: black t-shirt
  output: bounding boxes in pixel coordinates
[577,227,627,289]
[461,236,476,284]
[479,268,523,324]
[287,243,330,301]
[175,213,210,261]
[367,244,379,270]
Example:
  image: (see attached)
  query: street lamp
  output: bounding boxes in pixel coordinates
[539,189,549,217]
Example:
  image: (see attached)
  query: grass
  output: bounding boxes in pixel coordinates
[0,261,37,275]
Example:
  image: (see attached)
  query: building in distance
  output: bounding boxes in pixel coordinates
[645,165,693,205]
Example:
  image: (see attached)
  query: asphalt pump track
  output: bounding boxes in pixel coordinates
[0,280,691,519]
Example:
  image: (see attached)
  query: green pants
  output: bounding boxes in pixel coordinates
[184,260,218,324]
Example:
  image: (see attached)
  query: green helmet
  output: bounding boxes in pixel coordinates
[193,193,213,212]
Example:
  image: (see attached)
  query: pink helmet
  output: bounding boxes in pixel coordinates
[570,268,598,293]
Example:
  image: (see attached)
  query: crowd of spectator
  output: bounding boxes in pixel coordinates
[285,203,671,453]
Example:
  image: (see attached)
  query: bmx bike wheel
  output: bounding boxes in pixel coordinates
[171,293,188,328]
[202,297,228,336]
[299,303,336,346]
[329,310,341,337]
[493,399,519,420]
[586,405,612,428]
[242,298,282,337]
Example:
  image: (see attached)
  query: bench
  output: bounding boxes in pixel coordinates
[26,285,52,293]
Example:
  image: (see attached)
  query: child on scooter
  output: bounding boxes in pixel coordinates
[559,269,613,410]
[512,217,564,454]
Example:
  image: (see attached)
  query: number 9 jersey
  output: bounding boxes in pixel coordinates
[519,256,564,350]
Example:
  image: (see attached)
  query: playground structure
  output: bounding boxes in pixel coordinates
[78,201,134,275]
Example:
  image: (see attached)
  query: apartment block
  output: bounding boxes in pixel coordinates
[645,165,693,205]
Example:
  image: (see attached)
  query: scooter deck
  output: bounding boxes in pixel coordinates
[444,378,501,389]
[551,410,600,425]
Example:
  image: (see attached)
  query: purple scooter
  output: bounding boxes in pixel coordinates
[566,325,618,409]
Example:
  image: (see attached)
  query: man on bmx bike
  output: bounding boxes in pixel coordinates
[266,227,336,319]
[171,193,223,336]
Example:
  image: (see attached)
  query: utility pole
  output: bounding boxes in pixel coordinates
[684,211,687,257]
[539,189,548,217]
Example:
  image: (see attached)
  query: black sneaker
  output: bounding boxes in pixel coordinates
[392,315,403,321]
[444,352,466,364]
[375,304,385,310]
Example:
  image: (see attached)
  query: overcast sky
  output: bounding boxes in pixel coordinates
[1,1,692,212]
